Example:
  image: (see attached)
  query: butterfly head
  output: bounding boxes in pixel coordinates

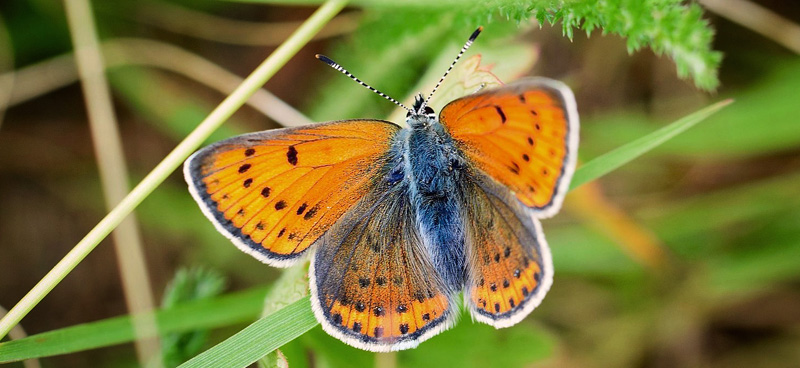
[407,93,436,125]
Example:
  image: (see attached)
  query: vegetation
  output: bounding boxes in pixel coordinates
[1,0,798,367]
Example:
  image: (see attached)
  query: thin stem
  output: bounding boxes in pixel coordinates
[0,0,348,340]
[138,1,359,46]
[375,352,397,368]
[2,38,312,127]
[700,0,800,54]
[0,306,41,368]
[63,0,161,365]
[0,13,13,130]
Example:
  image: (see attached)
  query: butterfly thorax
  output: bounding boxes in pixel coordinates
[404,112,468,290]
[405,112,463,196]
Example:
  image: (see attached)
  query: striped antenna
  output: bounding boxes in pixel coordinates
[316,54,411,112]
[424,26,483,107]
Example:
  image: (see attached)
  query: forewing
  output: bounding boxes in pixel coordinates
[440,78,579,217]
[462,172,553,328]
[184,120,400,267]
[311,183,455,352]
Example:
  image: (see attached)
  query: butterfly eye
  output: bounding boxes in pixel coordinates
[406,111,413,117]
[424,106,435,114]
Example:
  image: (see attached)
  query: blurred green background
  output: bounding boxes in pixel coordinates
[1,0,799,367]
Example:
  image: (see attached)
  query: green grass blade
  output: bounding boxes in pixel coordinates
[570,99,733,190]
[0,287,269,363]
[178,297,317,368]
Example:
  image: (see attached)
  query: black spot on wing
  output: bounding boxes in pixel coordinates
[304,206,319,220]
[494,106,507,123]
[287,146,298,166]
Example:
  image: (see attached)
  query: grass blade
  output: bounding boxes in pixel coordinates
[0,287,270,363]
[570,99,734,190]
[178,297,317,368]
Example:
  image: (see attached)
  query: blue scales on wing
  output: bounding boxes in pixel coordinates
[310,179,457,352]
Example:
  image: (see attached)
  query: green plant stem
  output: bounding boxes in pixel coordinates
[0,0,348,340]
[375,352,397,368]
[63,0,161,365]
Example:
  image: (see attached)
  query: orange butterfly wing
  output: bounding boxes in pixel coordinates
[184,120,400,267]
[439,78,579,217]
[311,185,454,351]
[462,175,552,327]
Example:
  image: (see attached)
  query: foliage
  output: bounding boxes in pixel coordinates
[2,0,799,367]
[160,268,226,367]
[304,0,720,122]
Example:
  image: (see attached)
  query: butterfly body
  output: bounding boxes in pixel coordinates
[404,112,470,291]
[185,77,578,351]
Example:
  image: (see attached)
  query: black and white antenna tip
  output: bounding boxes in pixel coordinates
[469,26,483,42]
[315,54,411,112]
[424,26,484,107]
[316,54,339,68]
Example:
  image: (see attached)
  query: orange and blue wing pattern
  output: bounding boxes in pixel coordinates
[184,25,578,352]
[461,173,552,327]
[311,183,455,351]
[184,120,400,267]
[440,78,579,218]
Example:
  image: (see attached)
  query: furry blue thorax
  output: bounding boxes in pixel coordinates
[402,113,468,291]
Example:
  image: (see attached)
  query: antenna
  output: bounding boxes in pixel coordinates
[315,54,411,112]
[424,26,483,107]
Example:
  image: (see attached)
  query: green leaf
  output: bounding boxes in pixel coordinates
[570,99,733,190]
[582,61,800,160]
[178,297,317,368]
[161,268,227,367]
[0,287,269,363]
[238,0,722,90]
[398,316,555,367]
[258,262,308,368]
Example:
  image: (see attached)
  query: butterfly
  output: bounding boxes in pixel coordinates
[184,27,579,352]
